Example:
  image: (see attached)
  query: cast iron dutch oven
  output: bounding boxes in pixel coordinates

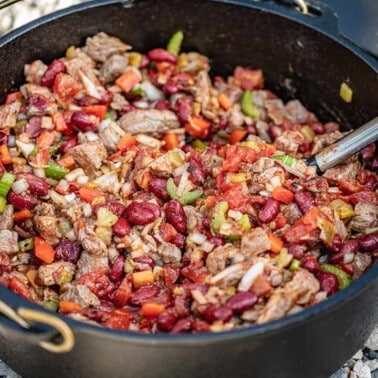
[0,0,377,377]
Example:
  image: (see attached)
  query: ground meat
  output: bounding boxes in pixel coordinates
[76,251,108,279]
[61,204,84,223]
[24,60,47,84]
[99,121,125,152]
[118,109,180,135]
[283,202,302,225]
[274,130,305,155]
[350,203,378,233]
[240,228,271,259]
[99,54,129,83]
[69,141,108,175]
[37,262,75,286]
[206,244,240,275]
[0,230,18,254]
[60,284,100,309]
[285,99,317,124]
[0,101,21,129]
[0,205,14,230]
[352,252,372,279]
[323,162,360,183]
[84,32,131,63]
[157,243,182,265]
[78,226,108,257]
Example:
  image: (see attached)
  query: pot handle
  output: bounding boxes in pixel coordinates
[0,293,75,353]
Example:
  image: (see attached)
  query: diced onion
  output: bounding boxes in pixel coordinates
[140,81,164,101]
[65,168,85,181]
[99,119,111,133]
[8,135,16,147]
[238,261,265,292]
[134,134,161,148]
[79,70,102,100]
[85,131,99,142]
[133,100,149,109]
[64,193,77,203]
[187,232,207,245]
[12,179,29,194]
[16,140,35,158]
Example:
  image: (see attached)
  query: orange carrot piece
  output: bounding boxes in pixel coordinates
[13,209,33,222]
[34,236,55,263]
[269,233,284,254]
[229,130,247,144]
[218,93,233,110]
[57,155,76,169]
[52,112,68,132]
[0,145,12,164]
[272,186,294,204]
[140,303,166,318]
[132,270,154,289]
[82,105,107,121]
[117,133,136,152]
[37,130,55,150]
[115,70,141,92]
[78,187,105,203]
[185,116,211,138]
[139,172,153,191]
[59,301,81,313]
[163,133,179,150]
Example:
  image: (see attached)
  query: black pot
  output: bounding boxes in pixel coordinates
[0,1,377,377]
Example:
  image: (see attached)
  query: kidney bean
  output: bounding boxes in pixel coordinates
[139,55,150,69]
[55,239,81,263]
[148,177,169,201]
[208,236,225,247]
[181,144,194,154]
[227,292,258,314]
[124,202,161,225]
[258,198,280,224]
[294,191,315,214]
[318,272,339,296]
[310,122,325,135]
[128,285,159,306]
[174,295,190,318]
[350,191,378,205]
[18,173,49,196]
[157,309,177,332]
[164,73,194,94]
[172,233,185,249]
[109,255,125,283]
[268,125,282,140]
[329,240,359,264]
[94,201,126,217]
[192,319,210,333]
[165,200,187,233]
[287,243,307,259]
[365,175,378,191]
[60,135,78,154]
[358,231,378,252]
[301,256,320,274]
[188,158,205,185]
[41,59,66,87]
[155,100,170,110]
[360,143,376,161]
[71,111,96,132]
[134,256,155,270]
[147,48,177,64]
[328,235,343,253]
[30,94,49,111]
[170,317,193,334]
[24,116,42,138]
[8,192,40,210]
[174,95,193,124]
[204,305,233,324]
[112,218,131,237]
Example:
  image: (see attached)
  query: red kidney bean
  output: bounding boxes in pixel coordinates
[147,48,177,64]
[165,200,187,233]
[188,158,205,185]
[258,198,280,223]
[112,218,131,237]
[329,239,359,264]
[268,125,282,140]
[60,135,78,154]
[55,239,81,263]
[99,91,113,105]
[157,309,177,332]
[365,175,378,191]
[18,173,49,196]
[329,235,343,253]
[134,255,155,270]
[174,95,193,124]
[30,94,49,111]
[41,59,66,87]
[148,177,169,200]
[155,99,171,110]
[128,285,159,306]
[183,282,208,296]
[8,192,40,210]
[170,317,193,334]
[294,191,315,214]
[318,272,339,296]
[192,319,210,333]
[181,144,194,154]
[204,305,233,324]
[350,191,378,205]
[109,255,125,283]
[286,243,307,259]
[139,55,150,69]
[208,236,225,247]
[124,202,161,225]
[164,73,193,94]
[227,292,258,314]
[172,233,185,249]
[24,116,42,138]
[310,122,325,135]
[360,143,376,161]
[358,231,378,252]
[71,111,96,132]
[301,256,320,274]
[93,201,126,217]
[174,295,190,318]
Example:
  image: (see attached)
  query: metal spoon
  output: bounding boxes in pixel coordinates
[306,116,378,172]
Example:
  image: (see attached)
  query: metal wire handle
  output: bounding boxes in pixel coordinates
[0,0,23,10]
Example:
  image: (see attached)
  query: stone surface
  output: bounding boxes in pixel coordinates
[353,360,372,378]
[366,329,378,351]
[330,368,348,378]
[366,360,378,372]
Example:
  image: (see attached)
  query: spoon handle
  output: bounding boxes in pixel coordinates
[307,116,378,172]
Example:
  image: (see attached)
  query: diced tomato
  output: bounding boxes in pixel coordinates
[5,91,22,105]
[9,277,31,300]
[117,133,136,152]
[163,265,180,286]
[159,223,178,242]
[272,186,294,204]
[181,263,208,283]
[77,269,116,299]
[113,277,132,308]
[233,66,264,90]
[53,73,82,102]
[221,145,258,173]
[115,70,141,92]
[229,130,247,144]
[350,191,378,205]
[82,105,107,121]
[185,116,211,138]
[250,275,272,295]
[103,309,132,330]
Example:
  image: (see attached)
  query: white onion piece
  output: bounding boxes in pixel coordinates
[32,168,45,178]
[140,81,164,101]
[65,168,85,181]
[12,179,28,194]
[83,204,92,217]
[202,241,215,253]
[98,119,111,133]
[134,134,161,148]
[64,193,76,203]
[16,140,35,158]
[343,252,355,264]
[77,176,89,185]
[94,172,121,194]
[191,290,208,305]
[84,131,99,142]
[188,232,207,245]
[210,263,247,285]
[238,262,265,292]
[176,170,189,197]
[8,135,16,147]
[133,100,149,109]
[49,190,67,207]
[78,70,102,100]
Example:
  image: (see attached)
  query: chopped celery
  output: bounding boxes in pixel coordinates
[18,238,34,252]
[272,154,297,167]
[321,264,352,289]
[241,90,260,118]
[43,301,59,312]
[0,197,6,213]
[192,139,207,149]
[339,82,353,103]
[238,214,251,231]
[289,258,301,271]
[105,112,115,120]
[0,173,15,197]
[166,178,202,205]
[166,178,179,200]
[167,30,184,56]
[45,162,69,180]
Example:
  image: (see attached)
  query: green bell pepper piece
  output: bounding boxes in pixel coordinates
[321,264,352,289]
[241,90,260,118]
[238,214,251,231]
[45,162,69,180]
[166,178,203,205]
[167,30,184,56]
[18,238,34,252]
[0,197,6,213]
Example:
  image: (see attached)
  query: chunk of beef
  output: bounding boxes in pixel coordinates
[76,251,108,279]
[21,84,58,115]
[99,121,125,152]
[265,99,288,125]
[194,70,212,111]
[84,32,131,63]
[64,49,96,81]
[37,262,75,286]
[0,205,14,230]
[60,284,100,308]
[99,54,129,83]
[0,101,21,129]
[206,244,240,275]
[157,243,182,264]
[34,215,60,246]
[323,162,360,183]
[228,104,245,128]
[240,228,271,259]
[350,203,378,233]
[24,60,47,84]
[274,130,305,155]
[255,121,272,143]
[180,52,210,75]
[78,226,108,257]
[311,130,344,155]
[118,109,179,135]
[0,230,18,254]
[285,99,317,124]
[208,262,250,287]
[352,252,372,279]
[69,141,108,175]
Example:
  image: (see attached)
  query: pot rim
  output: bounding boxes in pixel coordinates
[0,0,376,344]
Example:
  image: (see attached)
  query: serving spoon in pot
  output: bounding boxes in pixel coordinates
[306,116,378,173]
